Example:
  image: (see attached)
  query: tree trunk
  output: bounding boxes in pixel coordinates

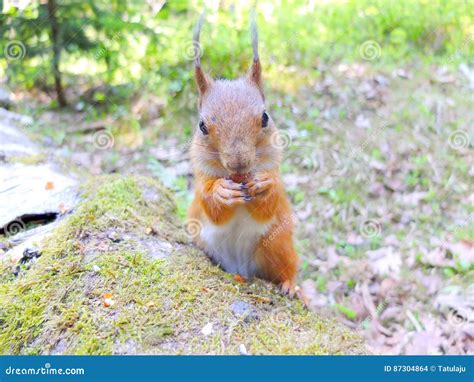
[47,0,66,107]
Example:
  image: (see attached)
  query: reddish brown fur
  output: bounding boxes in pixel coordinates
[188,14,298,295]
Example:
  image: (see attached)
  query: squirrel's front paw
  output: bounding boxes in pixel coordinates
[246,173,274,198]
[213,178,251,206]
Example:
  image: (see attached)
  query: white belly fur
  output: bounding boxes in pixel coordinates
[200,206,274,277]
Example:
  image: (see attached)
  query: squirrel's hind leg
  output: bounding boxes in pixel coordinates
[254,228,298,297]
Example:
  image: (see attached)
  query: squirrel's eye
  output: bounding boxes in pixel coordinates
[262,111,269,128]
[199,120,208,135]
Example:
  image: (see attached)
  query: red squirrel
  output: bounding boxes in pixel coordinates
[187,14,298,296]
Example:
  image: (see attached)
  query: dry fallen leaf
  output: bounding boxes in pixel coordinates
[366,247,402,277]
[300,279,328,308]
[394,68,411,79]
[355,114,371,129]
[201,322,214,336]
[233,274,247,284]
[403,330,444,355]
[421,247,454,268]
[446,240,474,266]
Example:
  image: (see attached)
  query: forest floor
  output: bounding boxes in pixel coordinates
[8,59,474,355]
[1,167,365,354]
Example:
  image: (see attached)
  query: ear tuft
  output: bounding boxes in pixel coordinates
[248,10,264,98]
[193,12,212,103]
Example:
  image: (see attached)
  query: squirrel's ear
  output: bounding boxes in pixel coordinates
[195,67,212,97]
[247,11,264,98]
[248,58,263,95]
[195,67,213,107]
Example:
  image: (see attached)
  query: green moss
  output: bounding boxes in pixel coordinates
[0,176,366,355]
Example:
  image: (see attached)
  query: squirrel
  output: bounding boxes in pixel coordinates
[187,13,298,296]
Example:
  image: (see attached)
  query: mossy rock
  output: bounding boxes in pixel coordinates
[0,176,366,355]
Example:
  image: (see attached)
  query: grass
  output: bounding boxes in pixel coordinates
[0,176,366,355]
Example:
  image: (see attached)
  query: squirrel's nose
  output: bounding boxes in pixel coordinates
[226,156,252,174]
[227,162,248,174]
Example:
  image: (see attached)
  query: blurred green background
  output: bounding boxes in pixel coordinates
[1,0,473,109]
